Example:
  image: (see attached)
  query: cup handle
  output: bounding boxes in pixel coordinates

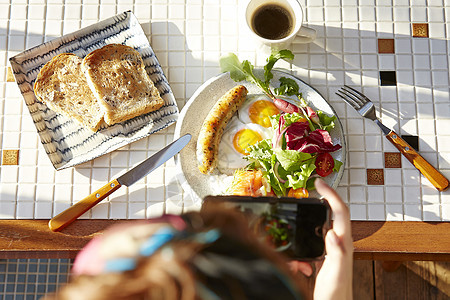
[292,26,316,44]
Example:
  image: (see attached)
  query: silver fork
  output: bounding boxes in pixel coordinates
[336,85,448,192]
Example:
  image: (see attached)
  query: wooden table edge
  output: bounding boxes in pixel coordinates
[1,220,449,261]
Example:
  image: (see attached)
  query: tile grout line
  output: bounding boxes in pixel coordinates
[1,0,12,217]
[424,17,441,221]
[392,7,410,221]
[435,0,449,221]
[377,59,389,218]
[407,18,426,221]
[2,259,7,298]
[341,5,355,211]
[355,2,371,221]
[375,4,388,221]
[2,1,448,219]
[13,259,19,298]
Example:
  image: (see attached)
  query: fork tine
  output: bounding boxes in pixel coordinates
[343,85,372,104]
[342,86,366,106]
[340,86,366,107]
[336,89,363,109]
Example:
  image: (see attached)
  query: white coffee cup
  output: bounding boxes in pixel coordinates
[245,0,316,49]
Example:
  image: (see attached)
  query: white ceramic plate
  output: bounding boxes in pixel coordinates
[174,70,346,203]
[10,11,178,170]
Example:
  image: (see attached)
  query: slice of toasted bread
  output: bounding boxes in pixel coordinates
[34,53,104,131]
[82,44,165,126]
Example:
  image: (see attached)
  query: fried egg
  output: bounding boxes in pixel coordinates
[216,95,280,175]
[217,117,271,174]
[238,94,281,128]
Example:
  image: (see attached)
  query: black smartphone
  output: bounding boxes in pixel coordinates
[202,195,331,261]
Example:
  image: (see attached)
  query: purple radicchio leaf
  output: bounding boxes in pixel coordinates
[272,115,287,149]
[284,121,311,149]
[286,129,342,153]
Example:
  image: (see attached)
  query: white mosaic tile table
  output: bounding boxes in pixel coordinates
[0,0,449,222]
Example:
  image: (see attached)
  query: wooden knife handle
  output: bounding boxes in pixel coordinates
[48,179,122,232]
[386,131,449,192]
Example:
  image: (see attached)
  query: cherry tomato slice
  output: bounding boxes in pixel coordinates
[287,187,309,198]
[315,153,334,177]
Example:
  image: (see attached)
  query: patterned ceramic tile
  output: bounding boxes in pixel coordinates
[367,169,385,185]
[0,0,448,224]
[378,39,395,54]
[384,152,402,168]
[6,67,15,82]
[2,4,450,298]
[2,150,19,165]
[412,23,429,38]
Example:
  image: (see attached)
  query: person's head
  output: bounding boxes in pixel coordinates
[44,203,305,300]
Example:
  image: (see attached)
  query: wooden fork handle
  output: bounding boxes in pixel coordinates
[386,131,449,191]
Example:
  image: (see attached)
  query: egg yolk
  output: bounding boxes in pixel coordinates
[248,100,280,128]
[233,129,263,155]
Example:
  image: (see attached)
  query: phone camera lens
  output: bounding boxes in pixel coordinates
[315,226,323,237]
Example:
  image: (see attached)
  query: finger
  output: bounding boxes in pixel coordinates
[288,261,313,277]
[324,229,345,258]
[315,178,351,239]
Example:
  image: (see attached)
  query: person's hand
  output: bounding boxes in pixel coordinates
[288,179,353,299]
[313,178,353,300]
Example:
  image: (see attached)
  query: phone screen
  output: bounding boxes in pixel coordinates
[202,196,330,260]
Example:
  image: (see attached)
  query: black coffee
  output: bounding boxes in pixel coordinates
[251,4,293,40]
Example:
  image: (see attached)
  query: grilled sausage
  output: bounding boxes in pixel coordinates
[197,85,248,174]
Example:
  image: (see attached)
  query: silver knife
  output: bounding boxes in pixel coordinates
[49,134,192,232]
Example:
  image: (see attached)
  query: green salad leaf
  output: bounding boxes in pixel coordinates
[285,163,317,190]
[317,110,337,131]
[218,53,247,82]
[220,50,295,99]
[246,139,319,194]
[274,77,300,96]
[221,50,344,196]
[333,159,343,173]
[264,50,295,85]
[245,139,273,170]
[274,149,313,172]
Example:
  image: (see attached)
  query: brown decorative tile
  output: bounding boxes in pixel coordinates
[378,39,395,53]
[367,169,384,185]
[2,149,19,165]
[384,152,402,168]
[412,23,429,38]
[6,67,15,82]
